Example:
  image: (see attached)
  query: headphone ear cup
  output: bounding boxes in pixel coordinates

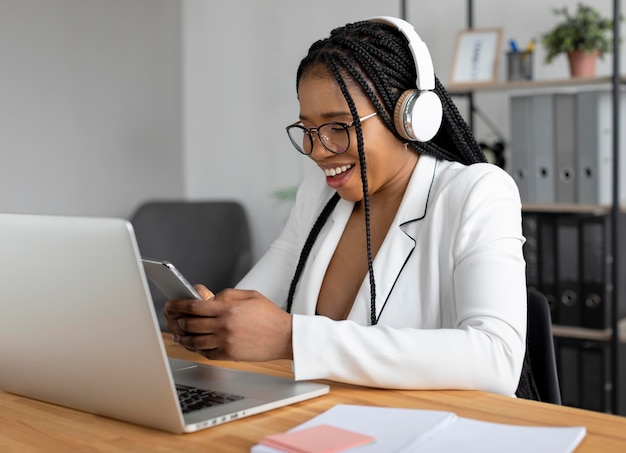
[394,90,417,141]
[393,89,443,142]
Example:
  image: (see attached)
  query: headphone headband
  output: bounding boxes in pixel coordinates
[369,16,436,91]
[368,16,442,142]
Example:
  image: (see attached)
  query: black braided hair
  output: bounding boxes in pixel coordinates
[296,21,486,165]
[285,20,486,324]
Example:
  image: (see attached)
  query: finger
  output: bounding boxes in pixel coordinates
[195,284,214,300]
[165,298,214,316]
[176,333,218,351]
[163,304,187,337]
[164,299,184,318]
[171,335,200,354]
[177,315,219,334]
[163,304,186,321]
[211,288,260,304]
[199,348,229,361]
[164,306,187,335]
[164,284,215,316]
[165,318,186,336]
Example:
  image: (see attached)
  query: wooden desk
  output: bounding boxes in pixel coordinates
[1,333,625,452]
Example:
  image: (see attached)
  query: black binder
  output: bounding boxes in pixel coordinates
[522,213,540,291]
[556,338,611,412]
[580,215,609,329]
[555,338,581,408]
[555,215,581,326]
[537,213,559,322]
[580,341,610,412]
[580,212,626,329]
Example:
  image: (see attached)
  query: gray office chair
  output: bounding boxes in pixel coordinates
[523,288,562,404]
[130,200,253,331]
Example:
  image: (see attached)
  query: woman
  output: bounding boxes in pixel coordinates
[166,17,535,398]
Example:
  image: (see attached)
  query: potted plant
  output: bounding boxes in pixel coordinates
[541,3,617,78]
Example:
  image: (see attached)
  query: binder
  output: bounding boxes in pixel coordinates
[554,93,577,203]
[555,338,580,408]
[580,215,609,330]
[580,341,610,413]
[556,338,611,412]
[580,212,626,329]
[576,89,626,205]
[521,212,540,291]
[529,94,555,203]
[538,213,559,321]
[576,91,611,204]
[555,215,581,326]
[510,96,533,202]
[510,95,556,203]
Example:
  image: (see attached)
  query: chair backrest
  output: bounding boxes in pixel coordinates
[526,288,562,404]
[130,201,252,330]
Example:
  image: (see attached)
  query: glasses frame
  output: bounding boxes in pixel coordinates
[285,112,378,155]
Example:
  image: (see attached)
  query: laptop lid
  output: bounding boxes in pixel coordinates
[0,212,328,433]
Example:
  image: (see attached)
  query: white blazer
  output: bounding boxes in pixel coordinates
[237,154,527,396]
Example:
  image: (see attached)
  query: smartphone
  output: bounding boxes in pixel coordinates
[141,257,202,300]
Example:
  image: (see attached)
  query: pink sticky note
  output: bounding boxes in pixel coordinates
[260,424,375,453]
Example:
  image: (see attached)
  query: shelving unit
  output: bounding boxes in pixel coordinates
[447,75,626,95]
[552,321,626,343]
[609,0,623,417]
[408,0,624,414]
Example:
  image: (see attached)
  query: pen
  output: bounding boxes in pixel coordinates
[525,39,536,53]
[509,39,519,53]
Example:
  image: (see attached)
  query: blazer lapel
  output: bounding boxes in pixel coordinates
[369,155,438,320]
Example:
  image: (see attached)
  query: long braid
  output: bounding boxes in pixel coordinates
[326,56,378,326]
[287,19,485,321]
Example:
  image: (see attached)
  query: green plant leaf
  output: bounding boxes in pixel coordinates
[541,3,621,63]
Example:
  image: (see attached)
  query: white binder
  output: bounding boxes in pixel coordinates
[530,94,555,203]
[510,96,533,202]
[510,94,556,203]
[576,89,626,205]
[554,93,577,203]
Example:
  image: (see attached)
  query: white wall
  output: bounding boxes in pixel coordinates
[0,0,183,219]
[182,0,402,259]
[1,0,622,261]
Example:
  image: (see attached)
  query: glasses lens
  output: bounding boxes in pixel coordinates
[286,126,311,154]
[318,123,349,153]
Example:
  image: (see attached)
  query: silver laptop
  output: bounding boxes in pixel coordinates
[0,212,328,433]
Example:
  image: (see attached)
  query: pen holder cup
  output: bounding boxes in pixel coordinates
[507,51,533,81]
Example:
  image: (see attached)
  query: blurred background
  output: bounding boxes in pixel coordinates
[0,0,621,260]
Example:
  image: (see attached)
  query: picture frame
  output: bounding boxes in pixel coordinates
[449,28,503,86]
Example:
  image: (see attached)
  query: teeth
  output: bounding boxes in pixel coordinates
[324,164,353,177]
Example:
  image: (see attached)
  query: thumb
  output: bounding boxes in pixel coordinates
[194,284,214,301]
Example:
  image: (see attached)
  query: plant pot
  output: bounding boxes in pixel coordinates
[567,49,599,78]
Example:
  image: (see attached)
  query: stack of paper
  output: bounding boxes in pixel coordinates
[251,404,586,453]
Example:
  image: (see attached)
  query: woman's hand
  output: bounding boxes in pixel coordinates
[164,285,293,362]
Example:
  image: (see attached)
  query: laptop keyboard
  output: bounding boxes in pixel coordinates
[176,384,245,414]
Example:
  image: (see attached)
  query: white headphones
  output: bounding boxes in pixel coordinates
[369,16,443,142]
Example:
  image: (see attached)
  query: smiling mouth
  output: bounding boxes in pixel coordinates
[324,164,354,177]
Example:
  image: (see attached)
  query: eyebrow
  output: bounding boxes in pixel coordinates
[299,111,353,122]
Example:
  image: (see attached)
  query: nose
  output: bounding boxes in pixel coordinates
[308,129,332,159]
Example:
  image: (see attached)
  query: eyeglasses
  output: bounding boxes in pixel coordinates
[285,112,377,155]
